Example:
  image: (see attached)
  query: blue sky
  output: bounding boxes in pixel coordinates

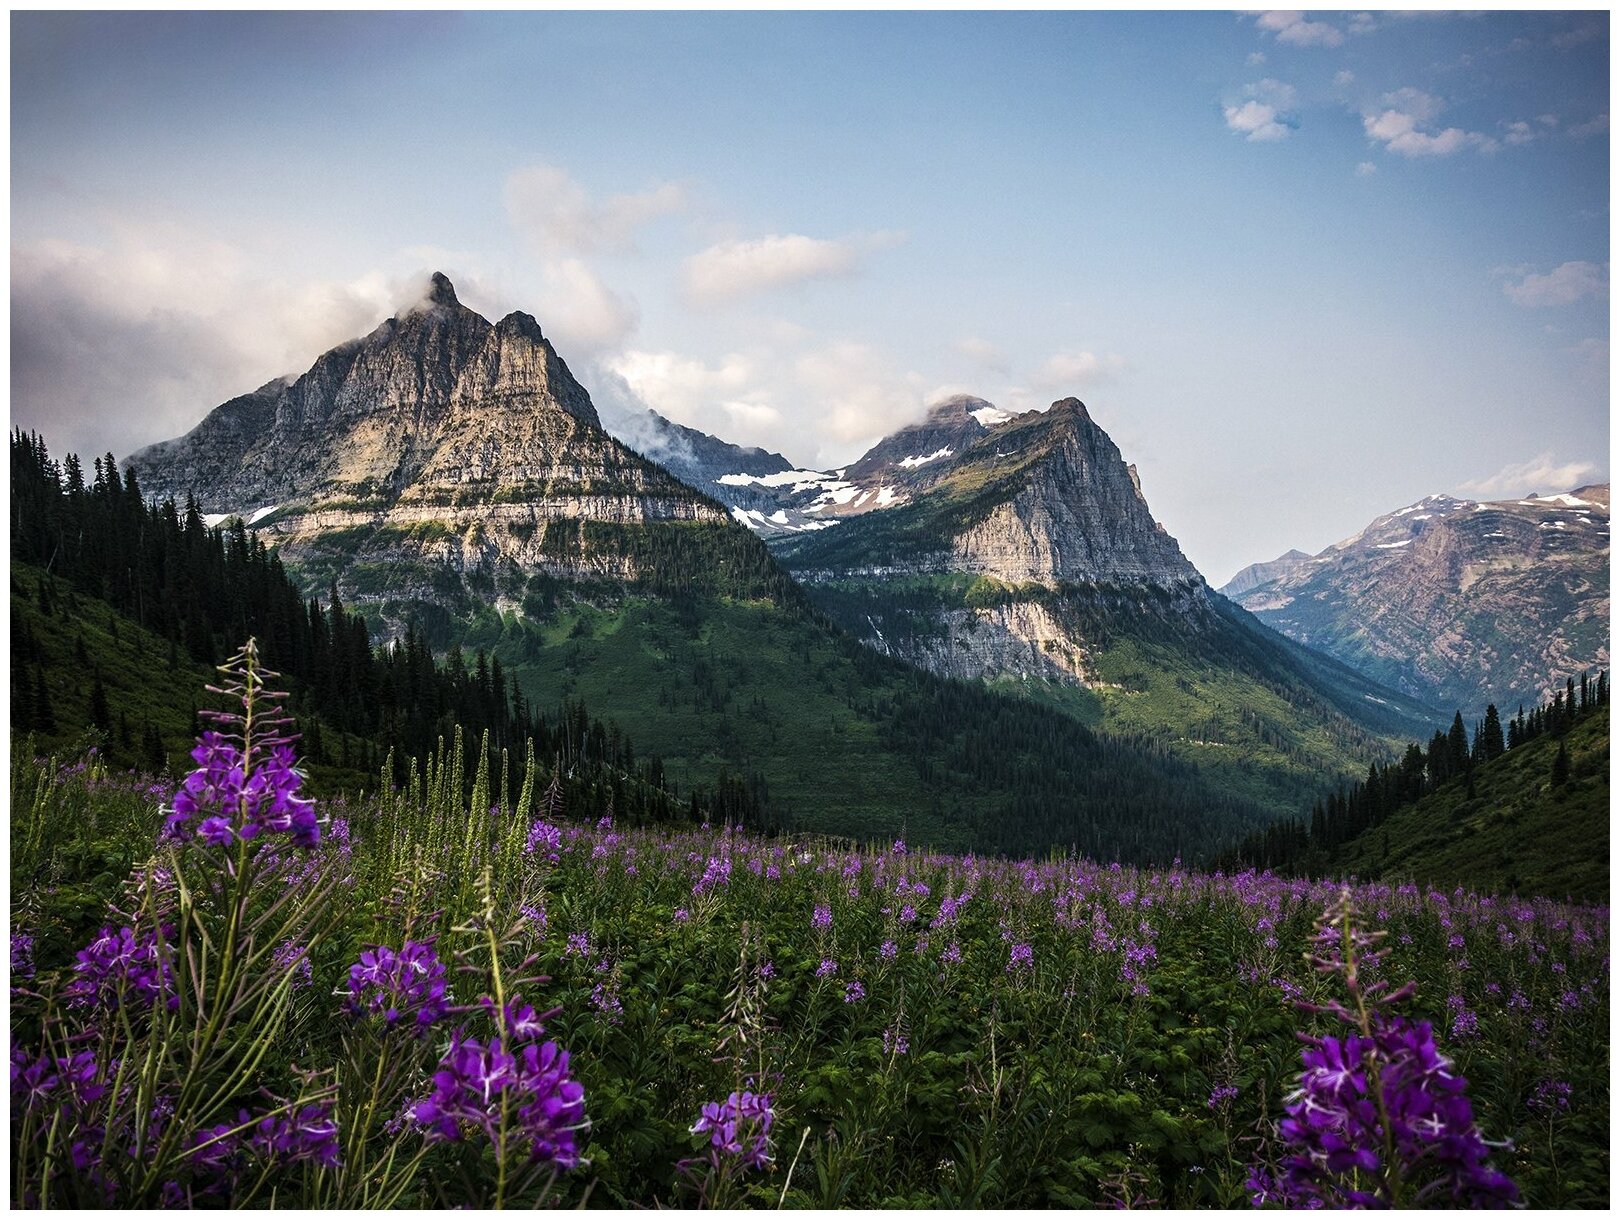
[10,10,1609,582]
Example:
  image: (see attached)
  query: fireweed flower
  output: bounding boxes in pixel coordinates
[524,821,563,862]
[413,1034,587,1169]
[65,925,175,1011]
[272,941,313,991]
[1007,942,1034,972]
[165,734,320,849]
[1249,892,1518,1209]
[812,904,832,930]
[250,1101,341,1168]
[844,980,866,1003]
[344,940,449,1029]
[10,930,35,983]
[691,1091,774,1171]
[815,958,838,979]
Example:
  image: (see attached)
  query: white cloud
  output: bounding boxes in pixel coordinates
[504,162,686,256]
[606,339,931,466]
[1348,12,1377,36]
[1032,350,1124,389]
[1502,121,1538,146]
[533,258,639,351]
[1246,51,1267,66]
[10,226,422,461]
[1501,261,1608,308]
[1567,113,1609,139]
[1256,11,1345,48]
[1362,89,1497,157]
[1224,79,1299,142]
[1355,161,1378,176]
[1567,337,1609,381]
[1334,70,1356,87]
[956,336,1011,373]
[1456,452,1601,499]
[682,231,905,305]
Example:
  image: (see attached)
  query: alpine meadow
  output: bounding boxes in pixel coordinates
[8,10,1610,1212]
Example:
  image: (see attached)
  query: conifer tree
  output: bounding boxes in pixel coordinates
[89,669,112,732]
[1478,704,1505,763]
[1551,740,1571,788]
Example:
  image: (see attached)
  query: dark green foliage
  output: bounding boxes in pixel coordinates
[1223,682,1609,901]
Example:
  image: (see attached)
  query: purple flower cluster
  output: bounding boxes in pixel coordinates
[812,903,832,930]
[64,925,175,1011]
[693,855,732,895]
[165,733,319,849]
[249,1101,341,1168]
[524,820,563,862]
[1251,895,1518,1210]
[344,940,449,1029]
[11,1046,105,1111]
[413,1017,587,1170]
[1007,942,1034,972]
[691,1090,774,1171]
[272,941,313,991]
[11,930,35,983]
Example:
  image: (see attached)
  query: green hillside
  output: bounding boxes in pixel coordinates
[443,586,1274,861]
[1330,707,1609,902]
[776,571,1439,819]
[10,562,373,792]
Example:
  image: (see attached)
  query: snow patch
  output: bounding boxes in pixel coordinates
[1532,493,1594,508]
[898,447,952,469]
[768,510,789,525]
[247,504,280,525]
[718,468,836,491]
[202,512,234,528]
[874,486,900,507]
[1374,539,1413,549]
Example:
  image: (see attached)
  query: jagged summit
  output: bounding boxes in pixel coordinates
[426,270,459,307]
[125,277,728,620]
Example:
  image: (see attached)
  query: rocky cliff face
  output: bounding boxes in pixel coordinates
[128,274,731,615]
[1223,487,1611,710]
[1223,549,1312,597]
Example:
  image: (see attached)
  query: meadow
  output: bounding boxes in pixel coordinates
[9,649,1608,1208]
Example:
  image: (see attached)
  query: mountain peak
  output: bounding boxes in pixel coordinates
[925,394,995,424]
[1048,397,1091,422]
[426,271,459,308]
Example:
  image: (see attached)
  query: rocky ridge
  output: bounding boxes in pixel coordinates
[128,274,732,616]
[1221,486,1611,710]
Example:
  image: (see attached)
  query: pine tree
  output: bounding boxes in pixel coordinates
[1478,704,1505,763]
[1551,740,1571,787]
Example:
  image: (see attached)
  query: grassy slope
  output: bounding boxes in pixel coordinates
[451,592,1274,859]
[1332,707,1609,902]
[787,573,1438,820]
[10,562,371,793]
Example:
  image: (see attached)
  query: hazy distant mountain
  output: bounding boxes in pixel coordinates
[1222,487,1611,711]
[1223,549,1311,598]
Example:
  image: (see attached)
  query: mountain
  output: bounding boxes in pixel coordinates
[770,397,1440,817]
[128,274,770,630]
[1221,486,1611,712]
[1223,549,1311,597]
[114,280,1277,862]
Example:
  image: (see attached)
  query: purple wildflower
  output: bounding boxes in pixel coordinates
[250,1101,340,1168]
[272,941,313,990]
[165,734,319,849]
[1007,942,1034,972]
[413,1034,587,1169]
[524,821,563,862]
[815,958,838,979]
[843,980,866,1003]
[10,931,35,982]
[812,904,832,931]
[691,1090,774,1171]
[344,940,449,1029]
[65,925,175,1011]
[1528,1080,1572,1114]
[1208,1084,1239,1110]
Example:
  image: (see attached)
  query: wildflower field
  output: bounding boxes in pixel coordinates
[9,649,1610,1208]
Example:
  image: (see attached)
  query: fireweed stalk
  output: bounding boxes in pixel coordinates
[12,641,349,1206]
[1247,890,1519,1209]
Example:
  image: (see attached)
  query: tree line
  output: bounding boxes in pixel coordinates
[1221,672,1609,872]
[10,430,764,829]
